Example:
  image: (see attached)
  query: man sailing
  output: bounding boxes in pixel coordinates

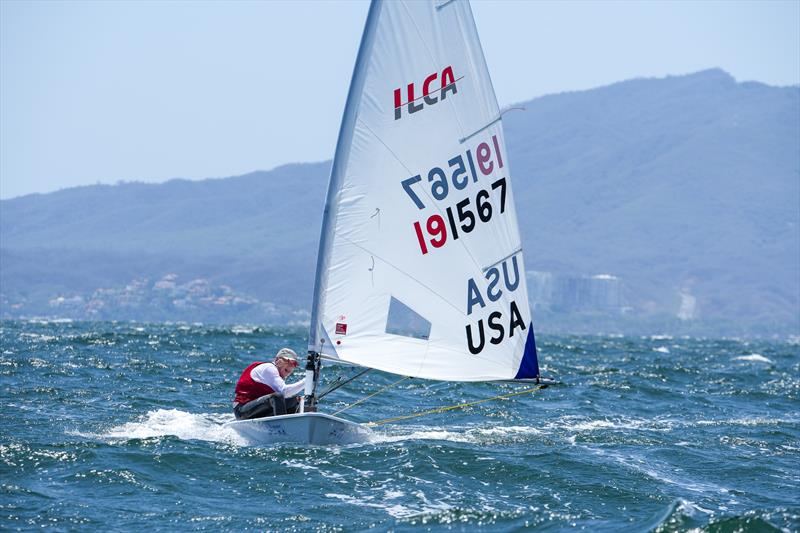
[233,348,305,420]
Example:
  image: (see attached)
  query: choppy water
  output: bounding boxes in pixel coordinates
[1,319,798,532]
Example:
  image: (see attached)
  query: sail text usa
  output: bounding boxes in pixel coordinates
[465,256,526,355]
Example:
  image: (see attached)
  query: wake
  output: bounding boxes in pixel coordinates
[74,409,247,445]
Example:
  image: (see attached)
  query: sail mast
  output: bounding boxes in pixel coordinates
[303,0,384,410]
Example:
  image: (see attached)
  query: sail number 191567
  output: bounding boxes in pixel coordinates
[401,134,508,255]
[412,179,506,255]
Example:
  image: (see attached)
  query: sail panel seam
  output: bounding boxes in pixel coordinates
[357,117,489,284]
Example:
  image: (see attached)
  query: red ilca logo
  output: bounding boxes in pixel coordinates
[335,323,347,335]
[394,66,459,120]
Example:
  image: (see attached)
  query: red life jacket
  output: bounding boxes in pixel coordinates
[234,361,276,404]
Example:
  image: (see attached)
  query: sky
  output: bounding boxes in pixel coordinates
[1,0,798,199]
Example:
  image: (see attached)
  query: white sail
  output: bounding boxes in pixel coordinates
[308,0,538,382]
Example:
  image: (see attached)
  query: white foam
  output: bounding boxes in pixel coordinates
[20,333,57,342]
[324,491,453,519]
[281,459,320,471]
[586,448,728,495]
[372,429,474,444]
[653,346,670,353]
[695,417,794,427]
[370,424,541,445]
[556,417,666,433]
[733,354,773,364]
[83,409,247,445]
[673,499,714,517]
[474,425,542,437]
[26,318,73,325]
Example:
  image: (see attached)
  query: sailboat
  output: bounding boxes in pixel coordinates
[226,0,541,445]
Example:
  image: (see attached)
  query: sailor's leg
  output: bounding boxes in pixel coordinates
[284,396,300,414]
[235,393,277,420]
[270,395,287,416]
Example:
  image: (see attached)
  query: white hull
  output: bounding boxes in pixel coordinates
[225,412,372,445]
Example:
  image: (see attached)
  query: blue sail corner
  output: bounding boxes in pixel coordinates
[514,323,539,379]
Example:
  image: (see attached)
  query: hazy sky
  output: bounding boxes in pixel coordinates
[1,0,798,199]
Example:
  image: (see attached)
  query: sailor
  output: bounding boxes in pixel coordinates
[232,348,305,420]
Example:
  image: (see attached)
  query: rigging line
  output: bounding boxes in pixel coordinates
[435,0,457,10]
[399,0,467,136]
[318,368,372,401]
[332,375,411,416]
[364,384,547,427]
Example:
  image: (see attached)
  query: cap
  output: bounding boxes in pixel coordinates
[275,347,299,366]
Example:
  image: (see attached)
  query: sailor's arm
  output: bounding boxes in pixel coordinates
[252,363,305,397]
[282,379,305,397]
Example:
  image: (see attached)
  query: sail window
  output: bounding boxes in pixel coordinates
[385,297,431,340]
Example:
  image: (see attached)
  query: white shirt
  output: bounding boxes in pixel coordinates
[250,362,305,397]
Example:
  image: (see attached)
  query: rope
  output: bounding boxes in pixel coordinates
[318,368,371,401]
[332,375,411,416]
[364,384,546,427]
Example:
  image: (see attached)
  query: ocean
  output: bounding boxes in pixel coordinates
[1,319,798,531]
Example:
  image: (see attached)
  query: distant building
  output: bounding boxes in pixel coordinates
[527,271,553,309]
[153,273,179,291]
[48,295,84,308]
[527,271,622,311]
[677,288,697,320]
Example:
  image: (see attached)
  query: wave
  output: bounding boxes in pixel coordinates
[733,354,773,364]
[72,409,798,452]
[649,499,789,532]
[370,424,542,445]
[324,491,454,519]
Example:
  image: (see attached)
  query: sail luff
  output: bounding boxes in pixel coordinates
[308,0,384,354]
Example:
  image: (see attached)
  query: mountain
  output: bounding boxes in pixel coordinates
[2,69,798,334]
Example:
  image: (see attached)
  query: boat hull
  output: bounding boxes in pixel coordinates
[225,412,372,445]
